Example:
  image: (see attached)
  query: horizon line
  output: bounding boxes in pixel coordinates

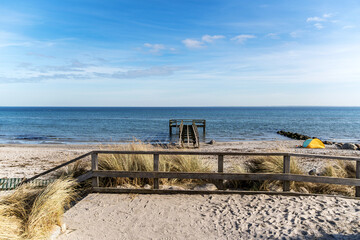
[0,106,360,108]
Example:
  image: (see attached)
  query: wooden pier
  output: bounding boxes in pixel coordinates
[169,119,206,148]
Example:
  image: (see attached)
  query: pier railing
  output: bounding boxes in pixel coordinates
[24,151,360,197]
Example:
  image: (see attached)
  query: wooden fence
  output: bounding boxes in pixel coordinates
[24,151,360,197]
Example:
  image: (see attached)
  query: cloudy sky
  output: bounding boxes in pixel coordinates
[1,0,360,106]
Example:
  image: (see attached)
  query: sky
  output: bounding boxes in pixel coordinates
[0,0,360,106]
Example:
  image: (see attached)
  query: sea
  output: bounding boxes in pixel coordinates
[0,107,359,144]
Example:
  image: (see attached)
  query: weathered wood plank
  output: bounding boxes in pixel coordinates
[92,151,360,161]
[153,154,159,189]
[283,155,291,191]
[91,153,99,187]
[356,161,360,197]
[93,151,290,156]
[218,155,224,190]
[76,171,93,182]
[218,155,224,173]
[92,170,360,186]
[92,187,358,199]
[24,152,92,183]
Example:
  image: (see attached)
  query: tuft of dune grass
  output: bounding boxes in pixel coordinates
[98,142,210,187]
[243,156,304,191]
[0,177,77,240]
[55,160,90,179]
[25,178,77,239]
[231,156,355,195]
[0,204,23,240]
[312,160,355,195]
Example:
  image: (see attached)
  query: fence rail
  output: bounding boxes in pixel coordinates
[23,150,360,197]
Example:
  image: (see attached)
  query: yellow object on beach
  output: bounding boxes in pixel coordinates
[302,138,325,149]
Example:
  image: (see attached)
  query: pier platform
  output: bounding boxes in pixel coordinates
[169,119,206,148]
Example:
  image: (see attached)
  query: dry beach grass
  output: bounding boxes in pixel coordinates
[0,178,77,240]
[98,142,210,187]
[232,156,356,196]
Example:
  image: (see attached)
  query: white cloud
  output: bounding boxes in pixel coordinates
[290,31,302,38]
[143,43,165,53]
[323,13,333,18]
[182,34,225,49]
[201,35,225,43]
[266,33,279,39]
[231,34,256,43]
[306,16,324,22]
[306,13,335,29]
[182,38,204,48]
[343,25,355,29]
[1,64,185,83]
[314,23,324,29]
[307,13,333,23]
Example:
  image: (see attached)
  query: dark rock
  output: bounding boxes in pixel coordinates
[323,141,333,145]
[342,143,357,150]
[335,143,343,149]
[193,183,217,191]
[308,169,317,175]
[355,144,360,150]
[208,139,216,145]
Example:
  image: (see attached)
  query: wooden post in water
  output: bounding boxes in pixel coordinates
[218,155,224,190]
[153,154,159,189]
[356,161,360,197]
[91,153,99,187]
[283,155,291,191]
[203,120,206,135]
[169,121,172,136]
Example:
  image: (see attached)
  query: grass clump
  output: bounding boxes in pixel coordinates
[312,160,355,195]
[0,177,77,239]
[98,142,210,187]
[0,204,23,240]
[242,156,304,191]
[55,161,89,179]
[230,157,355,196]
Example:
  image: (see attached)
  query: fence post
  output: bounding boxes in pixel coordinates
[356,161,360,197]
[283,154,291,192]
[218,155,224,190]
[153,154,159,189]
[91,152,99,188]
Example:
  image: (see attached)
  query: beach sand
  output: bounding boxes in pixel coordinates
[1,141,360,239]
[58,193,360,240]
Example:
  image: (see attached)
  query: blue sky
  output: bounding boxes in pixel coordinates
[0,0,360,106]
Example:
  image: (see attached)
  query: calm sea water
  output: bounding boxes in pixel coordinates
[0,107,359,144]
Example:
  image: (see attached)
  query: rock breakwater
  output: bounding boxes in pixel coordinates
[276,130,360,150]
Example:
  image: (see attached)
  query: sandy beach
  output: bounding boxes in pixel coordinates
[1,140,360,239]
[58,193,360,240]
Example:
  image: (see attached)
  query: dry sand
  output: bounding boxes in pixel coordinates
[58,193,360,240]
